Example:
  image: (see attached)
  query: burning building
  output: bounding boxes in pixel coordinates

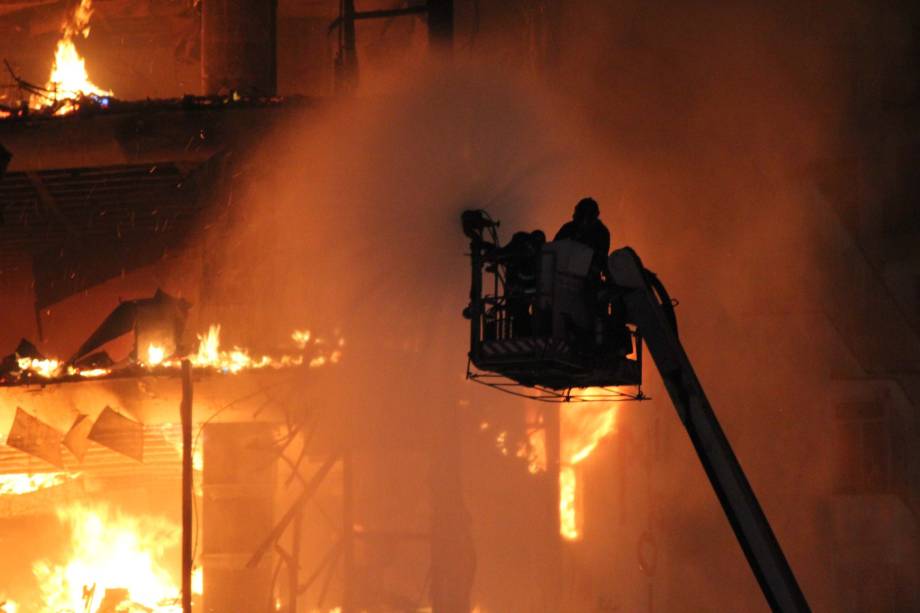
[1,1,919,612]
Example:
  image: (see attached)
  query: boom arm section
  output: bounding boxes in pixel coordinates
[610,247,810,613]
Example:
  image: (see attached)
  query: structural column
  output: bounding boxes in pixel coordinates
[543,403,563,612]
[202,0,277,95]
[427,0,454,53]
[430,401,474,613]
[335,0,359,94]
[342,449,356,612]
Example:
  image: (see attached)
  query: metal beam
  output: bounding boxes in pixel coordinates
[246,451,340,569]
[328,4,427,30]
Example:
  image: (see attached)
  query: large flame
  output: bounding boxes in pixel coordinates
[558,395,618,541]
[484,391,619,540]
[32,0,112,114]
[33,502,184,612]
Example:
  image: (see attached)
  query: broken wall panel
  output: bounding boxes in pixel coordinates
[5,407,64,467]
[63,413,92,462]
[88,406,144,462]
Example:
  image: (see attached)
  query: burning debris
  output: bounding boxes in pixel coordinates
[33,0,113,114]
[0,290,346,611]
[32,502,189,613]
[0,472,78,497]
[0,291,344,386]
[1,0,903,608]
[1,0,115,117]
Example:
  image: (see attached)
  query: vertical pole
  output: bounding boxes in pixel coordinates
[430,402,474,613]
[469,238,482,363]
[336,0,359,94]
[342,450,355,613]
[201,0,278,95]
[0,144,9,178]
[543,404,562,612]
[427,0,454,54]
[344,0,357,76]
[181,359,194,613]
[289,506,303,613]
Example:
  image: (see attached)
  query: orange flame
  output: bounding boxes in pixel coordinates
[558,394,618,541]
[0,472,77,496]
[33,502,184,612]
[485,390,619,540]
[190,324,298,373]
[16,357,62,378]
[11,324,341,382]
[506,390,619,541]
[291,329,311,348]
[188,324,342,374]
[32,0,112,114]
[145,343,167,366]
[559,465,581,540]
[75,367,111,378]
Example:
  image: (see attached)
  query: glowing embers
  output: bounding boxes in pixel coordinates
[481,419,546,475]
[33,502,186,612]
[0,471,77,496]
[31,0,112,114]
[291,329,312,348]
[15,357,61,379]
[11,359,111,381]
[3,326,344,385]
[4,343,109,383]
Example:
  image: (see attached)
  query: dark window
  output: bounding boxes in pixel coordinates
[833,402,892,494]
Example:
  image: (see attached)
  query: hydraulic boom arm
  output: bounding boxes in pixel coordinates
[610,247,810,613]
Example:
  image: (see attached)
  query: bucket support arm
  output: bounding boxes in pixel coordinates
[611,247,810,613]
